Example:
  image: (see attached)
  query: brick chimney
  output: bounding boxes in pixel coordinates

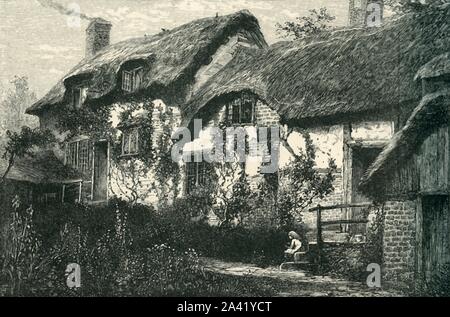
[86,18,112,58]
[349,0,368,26]
[349,0,383,27]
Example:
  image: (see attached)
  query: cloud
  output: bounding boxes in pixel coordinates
[38,54,56,60]
[36,0,93,21]
[48,68,64,75]
[105,6,131,21]
[35,44,80,54]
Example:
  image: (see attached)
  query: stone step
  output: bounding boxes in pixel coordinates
[279,261,315,271]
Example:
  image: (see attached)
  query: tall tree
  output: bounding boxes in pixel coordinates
[0,76,38,148]
[1,127,54,185]
[276,7,336,40]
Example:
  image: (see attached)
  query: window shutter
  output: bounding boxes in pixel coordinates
[232,101,240,124]
[123,131,130,155]
[133,68,144,92]
[73,89,81,109]
[129,128,138,154]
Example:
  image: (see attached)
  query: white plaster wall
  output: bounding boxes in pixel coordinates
[108,99,183,207]
[187,101,346,182]
[280,125,344,170]
[351,121,394,141]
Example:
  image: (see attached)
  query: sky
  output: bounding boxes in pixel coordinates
[0,0,350,99]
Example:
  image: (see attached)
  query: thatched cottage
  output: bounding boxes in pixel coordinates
[25,11,267,205]
[183,5,450,230]
[360,52,450,287]
[21,2,450,276]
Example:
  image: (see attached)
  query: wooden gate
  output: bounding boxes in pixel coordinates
[421,195,450,283]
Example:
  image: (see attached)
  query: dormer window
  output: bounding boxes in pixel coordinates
[121,127,139,156]
[122,67,144,93]
[72,86,88,109]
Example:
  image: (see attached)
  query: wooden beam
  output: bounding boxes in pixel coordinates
[106,141,110,202]
[415,196,423,288]
[347,140,388,148]
[60,179,84,184]
[78,181,82,203]
[309,202,374,212]
[91,143,95,201]
[342,123,352,233]
[418,190,450,196]
[321,219,369,226]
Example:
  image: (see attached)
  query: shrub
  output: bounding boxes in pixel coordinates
[1,196,294,296]
[0,196,53,296]
[319,206,385,282]
[320,244,366,281]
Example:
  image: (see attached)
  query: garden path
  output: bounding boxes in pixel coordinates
[202,258,403,297]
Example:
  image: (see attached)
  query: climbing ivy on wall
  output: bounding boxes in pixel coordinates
[55,98,180,206]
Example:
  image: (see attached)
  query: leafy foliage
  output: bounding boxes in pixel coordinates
[278,131,337,222]
[0,76,38,138]
[59,98,180,205]
[152,106,181,207]
[1,126,55,183]
[276,7,336,40]
[0,197,50,296]
[361,206,385,266]
[209,162,256,227]
[0,197,285,296]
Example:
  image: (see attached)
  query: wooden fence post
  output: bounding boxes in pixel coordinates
[316,204,323,270]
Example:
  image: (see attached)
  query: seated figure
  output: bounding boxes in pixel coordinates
[284,231,302,258]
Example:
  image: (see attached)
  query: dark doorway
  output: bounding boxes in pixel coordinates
[422,195,450,284]
[93,142,108,202]
[352,147,382,203]
[349,146,382,234]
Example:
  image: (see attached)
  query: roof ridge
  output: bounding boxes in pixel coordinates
[26,10,265,115]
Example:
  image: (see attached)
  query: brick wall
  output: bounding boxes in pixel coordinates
[382,199,416,285]
[255,100,279,126]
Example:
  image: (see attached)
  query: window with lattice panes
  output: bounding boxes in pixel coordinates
[186,161,208,194]
[122,67,144,93]
[229,94,255,124]
[121,128,139,156]
[65,139,92,173]
[78,140,91,173]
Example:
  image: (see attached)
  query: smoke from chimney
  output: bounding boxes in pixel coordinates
[36,0,113,57]
[37,0,93,21]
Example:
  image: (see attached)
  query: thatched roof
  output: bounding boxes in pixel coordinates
[183,6,450,127]
[26,10,266,115]
[0,150,81,184]
[415,52,450,81]
[359,89,450,192]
